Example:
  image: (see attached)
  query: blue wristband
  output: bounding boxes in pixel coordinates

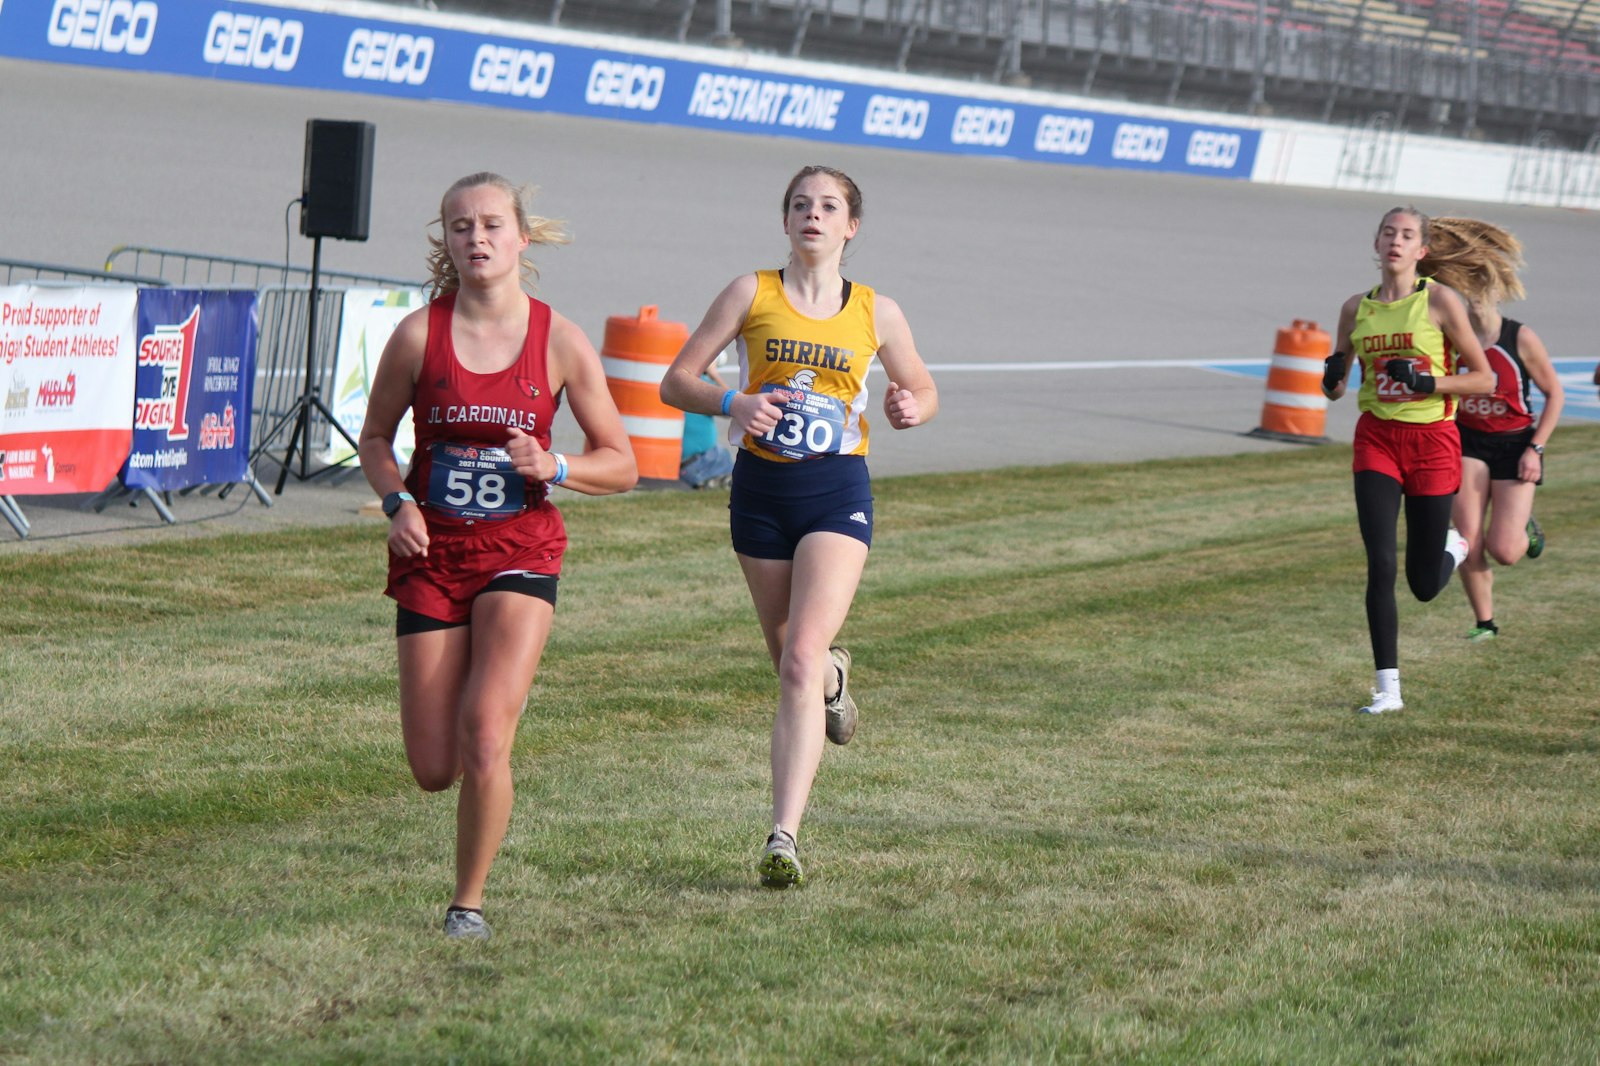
[551,452,568,485]
[720,389,736,416]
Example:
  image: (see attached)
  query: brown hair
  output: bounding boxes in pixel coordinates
[782,165,863,224]
[425,172,569,297]
[1377,205,1431,247]
[1419,216,1526,304]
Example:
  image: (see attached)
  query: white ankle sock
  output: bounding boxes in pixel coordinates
[1375,668,1400,697]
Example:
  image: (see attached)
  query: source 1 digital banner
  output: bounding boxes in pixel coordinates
[122,289,260,492]
[0,283,138,496]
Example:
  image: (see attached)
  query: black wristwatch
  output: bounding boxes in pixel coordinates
[1530,444,1545,456]
[382,491,416,518]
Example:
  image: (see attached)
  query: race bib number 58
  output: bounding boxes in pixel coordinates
[754,384,847,460]
[427,443,526,519]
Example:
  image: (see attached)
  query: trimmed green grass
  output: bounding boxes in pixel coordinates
[4,428,1599,1063]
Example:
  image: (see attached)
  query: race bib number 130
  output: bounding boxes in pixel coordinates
[427,443,526,519]
[754,384,847,460]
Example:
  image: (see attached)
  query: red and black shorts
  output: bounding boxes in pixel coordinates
[386,502,566,632]
[1352,412,1461,496]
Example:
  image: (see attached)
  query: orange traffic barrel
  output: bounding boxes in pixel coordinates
[601,305,687,480]
[1247,319,1331,444]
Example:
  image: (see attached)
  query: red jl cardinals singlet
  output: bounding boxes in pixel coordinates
[405,293,563,533]
[386,293,568,622]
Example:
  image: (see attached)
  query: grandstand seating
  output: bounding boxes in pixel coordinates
[426,0,1600,147]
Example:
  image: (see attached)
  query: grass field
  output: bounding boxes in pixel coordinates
[4,428,1599,1064]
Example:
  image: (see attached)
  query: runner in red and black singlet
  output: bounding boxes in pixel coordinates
[1321,206,1494,716]
[359,173,636,941]
[1421,216,1564,643]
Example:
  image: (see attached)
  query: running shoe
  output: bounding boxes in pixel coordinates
[443,907,492,940]
[824,645,857,745]
[1359,690,1404,715]
[1447,527,1469,566]
[1466,625,1499,642]
[1526,514,1545,559]
[758,829,804,889]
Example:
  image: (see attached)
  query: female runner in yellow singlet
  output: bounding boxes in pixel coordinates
[1321,206,1493,715]
[660,165,938,888]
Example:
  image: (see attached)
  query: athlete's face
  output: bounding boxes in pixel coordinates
[1374,211,1427,272]
[783,175,860,258]
[444,184,530,283]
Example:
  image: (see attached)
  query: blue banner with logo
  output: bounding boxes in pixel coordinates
[122,288,258,491]
[2,0,1258,178]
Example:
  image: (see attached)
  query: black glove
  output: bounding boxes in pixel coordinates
[1322,352,1347,392]
[1385,358,1436,394]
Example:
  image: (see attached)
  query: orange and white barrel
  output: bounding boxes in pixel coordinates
[1249,319,1331,444]
[601,305,687,480]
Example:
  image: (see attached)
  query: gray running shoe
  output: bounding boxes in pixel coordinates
[758,829,804,889]
[443,907,491,940]
[825,645,857,745]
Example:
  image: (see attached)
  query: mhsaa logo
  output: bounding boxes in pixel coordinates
[48,0,158,56]
[135,306,199,440]
[36,373,77,408]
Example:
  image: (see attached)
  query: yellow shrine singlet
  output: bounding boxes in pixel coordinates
[1352,278,1456,423]
[735,269,879,461]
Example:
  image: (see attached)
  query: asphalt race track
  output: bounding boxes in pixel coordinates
[2,52,1596,544]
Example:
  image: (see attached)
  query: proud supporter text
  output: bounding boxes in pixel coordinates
[1,334,121,364]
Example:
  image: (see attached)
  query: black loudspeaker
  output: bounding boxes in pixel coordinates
[300,119,374,241]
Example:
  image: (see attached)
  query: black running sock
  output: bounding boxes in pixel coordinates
[1476,619,1498,633]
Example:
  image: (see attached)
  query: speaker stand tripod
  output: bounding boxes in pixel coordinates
[247,235,362,494]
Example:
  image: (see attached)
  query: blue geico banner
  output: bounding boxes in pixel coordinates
[122,289,259,492]
[2,0,1259,178]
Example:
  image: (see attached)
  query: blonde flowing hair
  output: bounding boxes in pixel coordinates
[1419,216,1526,305]
[424,172,570,297]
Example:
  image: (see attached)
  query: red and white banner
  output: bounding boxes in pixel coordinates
[0,284,138,495]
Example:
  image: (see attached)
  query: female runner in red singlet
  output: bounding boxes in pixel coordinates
[1420,217,1563,641]
[358,173,636,939]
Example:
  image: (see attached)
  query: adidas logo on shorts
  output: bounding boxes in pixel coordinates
[849,511,868,525]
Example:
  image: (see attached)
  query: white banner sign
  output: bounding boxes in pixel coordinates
[0,283,138,495]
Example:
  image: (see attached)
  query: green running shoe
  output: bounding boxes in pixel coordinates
[1466,626,1498,642]
[758,829,804,889]
[1526,514,1545,559]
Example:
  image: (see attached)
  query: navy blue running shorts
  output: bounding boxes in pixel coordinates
[728,449,874,560]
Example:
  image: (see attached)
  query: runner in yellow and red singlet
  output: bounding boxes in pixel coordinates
[1321,206,1494,715]
[661,165,938,888]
